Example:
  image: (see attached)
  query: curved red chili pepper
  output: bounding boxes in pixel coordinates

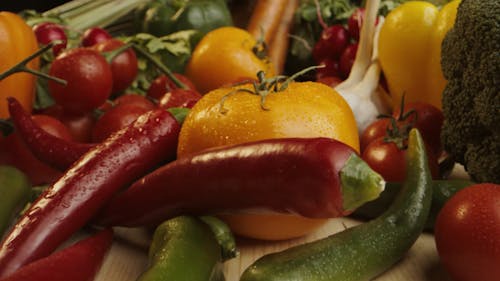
[97,138,385,227]
[0,106,180,277]
[7,97,95,171]
[0,228,113,281]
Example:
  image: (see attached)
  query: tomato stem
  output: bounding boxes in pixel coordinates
[0,43,67,85]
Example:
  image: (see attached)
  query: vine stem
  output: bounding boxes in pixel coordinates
[0,43,66,85]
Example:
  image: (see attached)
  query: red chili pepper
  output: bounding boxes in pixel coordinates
[0,228,113,281]
[7,97,95,171]
[0,106,181,277]
[97,138,385,227]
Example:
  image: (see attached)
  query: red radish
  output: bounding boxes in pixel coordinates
[81,27,112,47]
[339,43,358,79]
[33,22,67,56]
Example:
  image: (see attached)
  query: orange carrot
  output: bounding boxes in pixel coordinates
[246,0,288,45]
[268,0,299,74]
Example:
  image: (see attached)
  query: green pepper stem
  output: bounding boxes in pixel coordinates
[0,43,66,85]
[340,154,385,212]
[132,44,188,90]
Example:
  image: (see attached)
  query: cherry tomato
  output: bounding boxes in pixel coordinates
[362,136,439,182]
[81,27,112,47]
[48,48,113,114]
[360,118,390,153]
[91,103,151,142]
[312,24,348,62]
[93,39,138,94]
[339,43,358,79]
[392,101,444,157]
[158,88,202,109]
[32,22,67,56]
[435,183,500,281]
[40,104,96,143]
[147,74,198,100]
[98,94,156,112]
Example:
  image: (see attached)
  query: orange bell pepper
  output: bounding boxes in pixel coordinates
[0,12,39,118]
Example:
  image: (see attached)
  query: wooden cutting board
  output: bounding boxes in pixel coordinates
[93,166,468,281]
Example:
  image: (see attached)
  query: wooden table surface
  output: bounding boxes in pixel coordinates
[93,166,468,281]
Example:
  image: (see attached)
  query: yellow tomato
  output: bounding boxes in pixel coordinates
[177,81,359,240]
[185,26,275,95]
[0,12,39,118]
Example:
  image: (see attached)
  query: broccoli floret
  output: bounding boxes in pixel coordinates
[440,0,500,183]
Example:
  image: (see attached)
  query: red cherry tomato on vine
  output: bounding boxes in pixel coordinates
[392,102,444,157]
[40,104,96,143]
[435,183,500,281]
[81,27,112,47]
[362,137,439,182]
[33,22,67,56]
[48,48,113,114]
[93,39,138,94]
[360,118,391,153]
[91,103,151,142]
[98,94,156,112]
[147,74,198,100]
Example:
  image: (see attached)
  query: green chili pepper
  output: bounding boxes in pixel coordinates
[353,178,474,230]
[240,129,433,281]
[139,0,233,47]
[0,165,31,236]
[137,215,236,281]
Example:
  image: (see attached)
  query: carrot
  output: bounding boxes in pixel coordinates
[268,0,299,74]
[246,0,288,45]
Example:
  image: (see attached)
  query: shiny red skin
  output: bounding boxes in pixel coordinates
[339,43,358,79]
[41,105,96,143]
[98,94,156,112]
[312,24,349,62]
[315,57,340,80]
[93,39,138,94]
[92,103,152,142]
[49,48,113,114]
[0,108,181,277]
[392,102,444,157]
[81,27,112,47]
[32,22,67,56]
[360,118,391,153]
[97,138,356,227]
[7,98,95,171]
[158,88,202,109]
[147,74,198,100]
[435,183,500,281]
[0,229,113,281]
[362,137,439,182]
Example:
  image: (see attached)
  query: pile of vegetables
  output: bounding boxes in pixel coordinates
[0,0,499,280]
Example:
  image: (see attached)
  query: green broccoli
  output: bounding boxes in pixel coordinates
[440,0,500,183]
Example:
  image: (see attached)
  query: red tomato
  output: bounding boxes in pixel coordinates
[147,74,198,100]
[362,137,439,182]
[435,183,500,281]
[360,118,390,153]
[40,105,96,143]
[91,103,150,142]
[98,94,156,112]
[158,88,202,109]
[93,39,138,94]
[33,22,67,56]
[49,48,113,114]
[392,102,444,157]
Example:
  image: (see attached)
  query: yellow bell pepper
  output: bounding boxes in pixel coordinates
[0,12,39,118]
[378,0,460,110]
